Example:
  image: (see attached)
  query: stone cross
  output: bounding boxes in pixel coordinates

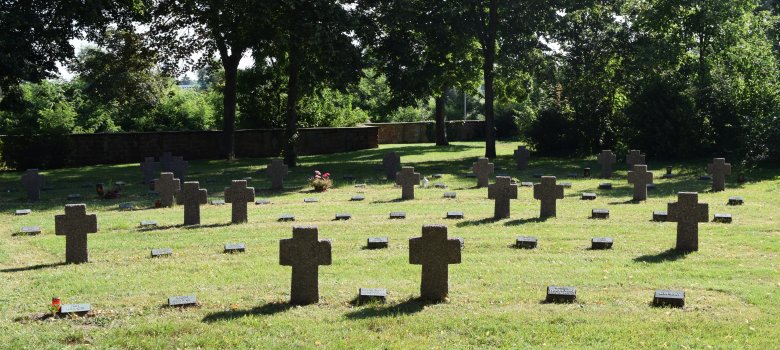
[668,192,709,252]
[21,169,44,201]
[488,176,518,219]
[159,152,175,171]
[471,157,495,188]
[383,152,401,181]
[225,180,255,223]
[707,158,731,192]
[533,176,565,218]
[176,181,208,226]
[626,150,646,168]
[169,156,188,182]
[597,150,617,178]
[513,146,531,170]
[627,165,653,201]
[154,172,181,207]
[409,225,462,301]
[396,166,421,200]
[267,159,289,190]
[140,157,160,185]
[279,226,332,305]
[55,204,98,264]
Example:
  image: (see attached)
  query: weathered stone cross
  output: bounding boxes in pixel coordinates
[225,180,255,223]
[396,166,421,200]
[55,204,98,264]
[140,157,160,185]
[597,150,617,178]
[668,192,709,252]
[471,157,495,188]
[513,146,531,170]
[159,152,174,171]
[383,152,401,181]
[267,159,289,190]
[154,172,180,207]
[626,150,646,168]
[707,158,731,192]
[21,169,44,201]
[176,181,208,226]
[488,176,518,219]
[627,164,653,201]
[279,226,332,305]
[169,156,188,182]
[409,225,462,301]
[533,176,565,218]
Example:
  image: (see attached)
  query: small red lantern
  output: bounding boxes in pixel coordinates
[51,296,61,312]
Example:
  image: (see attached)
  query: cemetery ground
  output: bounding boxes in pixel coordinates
[1,142,779,349]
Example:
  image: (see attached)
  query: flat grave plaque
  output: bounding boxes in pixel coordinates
[335,213,352,221]
[728,197,744,206]
[653,211,668,222]
[304,198,319,203]
[242,177,253,181]
[581,193,597,200]
[358,288,387,304]
[366,237,389,249]
[168,295,197,307]
[515,236,538,249]
[560,182,573,189]
[591,237,614,249]
[119,202,135,210]
[520,182,534,187]
[20,226,41,235]
[546,286,576,303]
[151,248,173,257]
[15,209,31,216]
[355,183,367,188]
[278,214,295,222]
[591,209,610,219]
[350,195,365,201]
[115,181,126,186]
[211,200,226,205]
[434,182,448,189]
[389,212,406,219]
[446,211,464,219]
[431,174,443,179]
[443,192,457,199]
[653,290,685,308]
[140,220,158,228]
[224,243,246,253]
[255,199,271,205]
[60,304,91,315]
[713,214,733,224]
[67,194,82,200]
[598,183,613,190]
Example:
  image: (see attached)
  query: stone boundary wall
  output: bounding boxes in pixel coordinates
[365,120,485,144]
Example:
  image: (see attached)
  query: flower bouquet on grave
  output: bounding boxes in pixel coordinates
[98,180,121,199]
[308,171,333,192]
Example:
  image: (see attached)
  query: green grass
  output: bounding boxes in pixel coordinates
[1,141,779,349]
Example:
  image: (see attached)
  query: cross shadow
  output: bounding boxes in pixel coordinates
[201,302,294,323]
[344,297,433,319]
[370,198,407,204]
[1,262,68,273]
[504,217,550,226]
[633,249,692,263]
[184,222,232,230]
[456,217,502,227]
[139,224,182,232]
[608,199,642,205]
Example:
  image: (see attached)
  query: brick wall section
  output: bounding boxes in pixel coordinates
[365,120,485,144]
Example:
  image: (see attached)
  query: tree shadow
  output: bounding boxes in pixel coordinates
[504,217,550,226]
[201,302,294,323]
[1,262,68,273]
[633,249,692,263]
[138,224,183,232]
[456,217,502,227]
[344,297,433,319]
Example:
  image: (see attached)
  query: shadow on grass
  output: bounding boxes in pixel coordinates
[370,198,407,204]
[202,302,294,322]
[344,297,434,319]
[633,249,692,263]
[608,199,643,205]
[504,217,550,226]
[455,217,502,227]
[1,262,68,273]
[183,222,232,230]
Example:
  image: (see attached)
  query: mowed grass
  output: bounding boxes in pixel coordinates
[0,141,779,349]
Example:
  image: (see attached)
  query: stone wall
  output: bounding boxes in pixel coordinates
[365,120,485,144]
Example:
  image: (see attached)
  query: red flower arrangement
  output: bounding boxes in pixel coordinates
[309,170,333,192]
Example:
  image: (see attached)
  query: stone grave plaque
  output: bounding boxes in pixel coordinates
[115,181,126,186]
[224,243,246,253]
[581,193,597,200]
[560,182,573,188]
[653,290,685,308]
[119,202,134,211]
[350,195,365,201]
[243,177,253,181]
[15,209,31,215]
[211,200,226,205]
[60,303,91,315]
[598,183,613,190]
[653,211,668,222]
[255,199,271,205]
[434,182,448,189]
[591,237,614,249]
[304,198,319,203]
[591,209,610,219]
[728,197,744,206]
[335,213,352,221]
[279,214,296,222]
[358,288,387,304]
[446,211,464,219]
[389,212,406,219]
[713,214,732,224]
[20,226,41,235]
[443,192,457,199]
[431,174,443,179]
[140,220,158,228]
[355,183,367,188]
[520,182,533,187]
[168,295,197,307]
[367,237,389,249]
[67,194,82,200]
[546,286,576,303]
[515,236,538,249]
[151,248,173,258]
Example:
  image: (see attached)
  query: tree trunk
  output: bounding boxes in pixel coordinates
[482,0,498,159]
[434,93,448,146]
[221,57,240,160]
[283,39,300,167]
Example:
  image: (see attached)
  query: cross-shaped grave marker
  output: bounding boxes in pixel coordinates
[266,159,289,190]
[409,224,462,301]
[597,150,617,178]
[488,176,518,219]
[159,152,175,171]
[225,180,255,223]
[668,192,709,252]
[471,157,495,188]
[169,156,188,182]
[176,181,208,225]
[279,226,332,305]
[21,169,44,201]
[513,146,531,170]
[533,176,565,218]
[55,204,98,263]
[626,150,646,168]
[707,158,731,192]
[140,157,160,185]
[383,152,401,181]
[396,166,420,200]
[627,165,653,201]
[154,172,180,207]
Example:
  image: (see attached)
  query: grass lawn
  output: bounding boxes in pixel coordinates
[1,141,779,349]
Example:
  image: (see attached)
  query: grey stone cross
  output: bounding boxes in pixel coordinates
[513,146,531,170]
[21,169,44,201]
[533,176,565,218]
[626,150,646,168]
[154,172,181,207]
[55,204,98,264]
[383,152,401,181]
[279,226,332,305]
[225,180,255,223]
[707,158,731,192]
[267,159,289,190]
[169,156,188,182]
[627,165,653,201]
[176,181,208,226]
[488,176,518,219]
[396,166,421,200]
[409,225,462,301]
[597,150,617,178]
[471,157,495,188]
[668,192,709,252]
[140,157,160,185]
